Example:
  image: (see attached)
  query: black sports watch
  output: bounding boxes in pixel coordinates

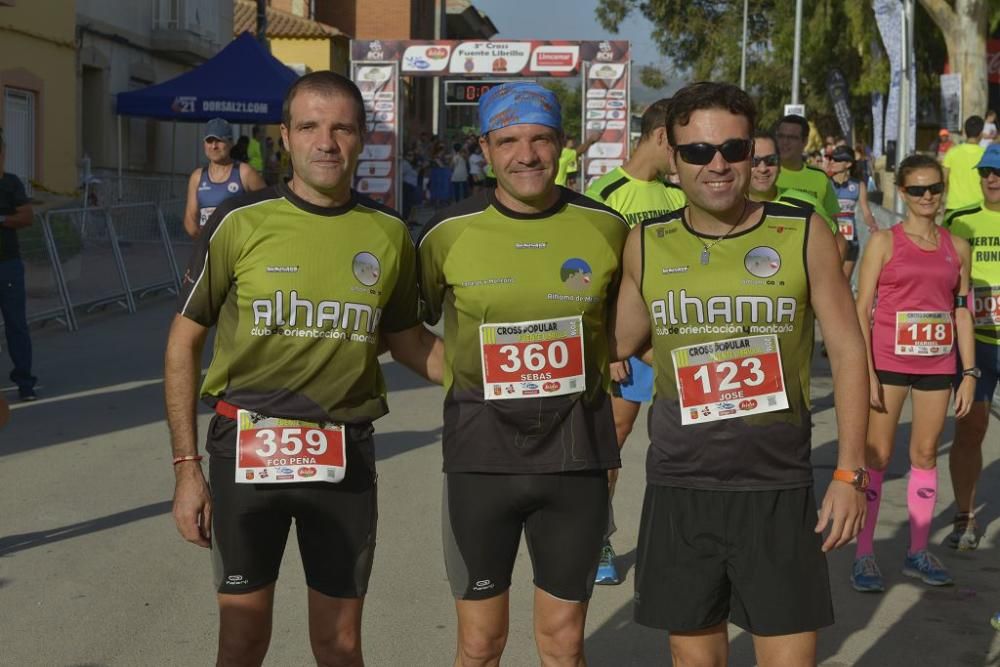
[962,367,982,379]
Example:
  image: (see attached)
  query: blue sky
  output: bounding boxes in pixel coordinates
[471,0,679,101]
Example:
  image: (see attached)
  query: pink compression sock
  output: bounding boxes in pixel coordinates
[855,468,885,558]
[908,466,938,554]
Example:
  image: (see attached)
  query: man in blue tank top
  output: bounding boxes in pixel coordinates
[829,145,877,282]
[183,118,266,238]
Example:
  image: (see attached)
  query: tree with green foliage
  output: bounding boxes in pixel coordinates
[595,1,995,144]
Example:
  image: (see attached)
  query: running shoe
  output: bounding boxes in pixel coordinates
[594,542,621,586]
[851,554,885,592]
[902,550,953,586]
[946,513,980,551]
[18,387,37,402]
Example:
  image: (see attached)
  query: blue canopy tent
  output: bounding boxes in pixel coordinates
[113,32,298,197]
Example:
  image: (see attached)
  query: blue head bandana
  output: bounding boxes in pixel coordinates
[478,83,562,135]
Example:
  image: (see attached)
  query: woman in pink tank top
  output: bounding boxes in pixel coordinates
[849,155,976,593]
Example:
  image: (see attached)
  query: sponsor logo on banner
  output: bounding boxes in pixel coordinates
[588,142,624,158]
[375,91,394,101]
[358,161,392,177]
[586,100,606,109]
[587,88,607,98]
[359,144,392,160]
[586,158,624,175]
[589,63,625,80]
[596,41,615,61]
[606,100,627,109]
[531,45,580,72]
[374,101,394,111]
[450,41,531,74]
[586,120,606,131]
[605,110,627,120]
[356,178,392,194]
[606,120,626,130]
[402,45,450,72]
[365,40,384,60]
[607,89,626,99]
[171,96,196,113]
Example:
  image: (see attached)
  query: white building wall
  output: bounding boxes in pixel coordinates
[76,0,234,180]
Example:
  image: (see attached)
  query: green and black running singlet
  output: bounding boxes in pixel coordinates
[640,202,815,489]
[585,167,687,228]
[179,182,420,456]
[418,187,629,474]
[776,164,839,223]
[946,204,1000,345]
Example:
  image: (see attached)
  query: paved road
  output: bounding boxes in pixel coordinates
[2,298,999,666]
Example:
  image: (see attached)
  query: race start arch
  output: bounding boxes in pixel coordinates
[350,39,631,209]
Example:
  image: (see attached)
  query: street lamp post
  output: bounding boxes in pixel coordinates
[740,0,749,90]
[791,0,803,104]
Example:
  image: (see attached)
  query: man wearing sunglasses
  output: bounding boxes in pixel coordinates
[183,117,266,239]
[774,114,841,225]
[942,142,1000,551]
[584,97,687,586]
[749,133,847,259]
[613,82,869,666]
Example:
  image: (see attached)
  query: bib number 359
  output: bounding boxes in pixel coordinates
[235,410,346,484]
[672,334,789,425]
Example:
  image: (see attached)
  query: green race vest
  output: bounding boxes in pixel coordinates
[640,202,816,489]
[945,204,1000,344]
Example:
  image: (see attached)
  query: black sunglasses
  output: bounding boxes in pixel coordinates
[675,139,753,166]
[978,167,1000,178]
[902,182,945,197]
[752,154,780,168]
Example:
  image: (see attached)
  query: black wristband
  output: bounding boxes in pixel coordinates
[955,294,968,308]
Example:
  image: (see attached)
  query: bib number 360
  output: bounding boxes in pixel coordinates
[235,410,346,484]
[480,316,586,400]
[672,334,788,425]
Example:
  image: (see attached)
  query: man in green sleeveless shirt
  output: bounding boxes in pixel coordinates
[613,82,869,665]
[165,72,441,665]
[943,144,1000,550]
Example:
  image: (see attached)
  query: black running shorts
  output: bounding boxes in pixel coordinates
[443,471,608,602]
[876,369,954,391]
[207,416,378,598]
[634,484,834,636]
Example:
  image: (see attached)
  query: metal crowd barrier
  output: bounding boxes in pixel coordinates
[20,212,76,330]
[10,201,192,333]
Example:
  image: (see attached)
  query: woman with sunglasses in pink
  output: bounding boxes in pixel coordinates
[850,154,976,592]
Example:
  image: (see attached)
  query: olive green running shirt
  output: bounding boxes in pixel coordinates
[641,202,816,489]
[585,167,687,228]
[418,187,628,473]
[179,182,420,456]
[945,204,1000,345]
[776,164,839,222]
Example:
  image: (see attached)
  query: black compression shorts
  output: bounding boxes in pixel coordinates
[634,485,834,636]
[443,471,608,602]
[876,369,953,391]
[207,416,378,598]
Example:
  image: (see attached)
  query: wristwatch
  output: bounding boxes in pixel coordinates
[962,367,982,379]
[833,467,870,491]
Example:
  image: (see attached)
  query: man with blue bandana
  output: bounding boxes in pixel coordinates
[418,82,628,666]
